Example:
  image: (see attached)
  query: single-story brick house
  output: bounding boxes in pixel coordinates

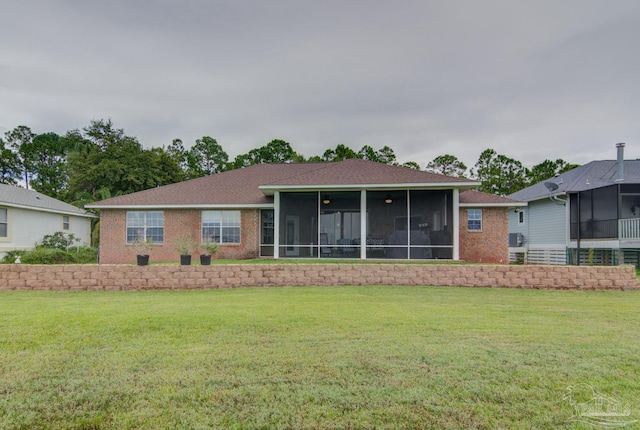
[87,159,523,263]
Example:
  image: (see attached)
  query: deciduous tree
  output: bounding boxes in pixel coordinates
[65,119,183,199]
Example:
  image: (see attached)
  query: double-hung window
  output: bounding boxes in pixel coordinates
[467,209,482,231]
[202,210,240,244]
[62,216,70,230]
[0,208,7,238]
[126,211,164,243]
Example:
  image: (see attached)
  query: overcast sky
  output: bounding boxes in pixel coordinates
[2,0,640,170]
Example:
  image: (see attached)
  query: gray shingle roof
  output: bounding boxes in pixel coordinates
[508,160,640,202]
[459,190,524,206]
[89,159,480,208]
[261,159,475,187]
[0,184,93,217]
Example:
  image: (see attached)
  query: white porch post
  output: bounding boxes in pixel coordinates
[273,191,280,259]
[453,188,460,261]
[360,190,367,259]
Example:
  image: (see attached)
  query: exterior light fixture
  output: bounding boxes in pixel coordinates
[384,194,393,204]
[322,195,331,205]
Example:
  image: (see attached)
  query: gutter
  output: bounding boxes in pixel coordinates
[1,202,96,218]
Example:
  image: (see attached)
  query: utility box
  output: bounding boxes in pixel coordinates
[508,233,524,247]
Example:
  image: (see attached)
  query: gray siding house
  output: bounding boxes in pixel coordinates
[508,143,640,266]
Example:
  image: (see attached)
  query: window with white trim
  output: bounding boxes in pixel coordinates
[518,210,525,225]
[0,208,7,238]
[62,216,70,230]
[468,209,482,231]
[126,211,164,243]
[202,210,241,244]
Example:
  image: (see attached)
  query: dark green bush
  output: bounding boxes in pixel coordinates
[68,247,98,264]
[21,248,77,264]
[1,247,98,264]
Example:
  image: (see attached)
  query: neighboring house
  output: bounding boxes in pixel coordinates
[88,159,522,264]
[0,184,95,258]
[508,143,640,266]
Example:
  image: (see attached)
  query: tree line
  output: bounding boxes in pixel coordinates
[1,119,578,207]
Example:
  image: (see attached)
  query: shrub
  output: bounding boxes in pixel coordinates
[1,247,99,265]
[21,248,78,264]
[0,250,27,264]
[68,247,99,264]
[40,232,81,251]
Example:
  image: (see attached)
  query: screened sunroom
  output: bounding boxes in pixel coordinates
[270,190,455,260]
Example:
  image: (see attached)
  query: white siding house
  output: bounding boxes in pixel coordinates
[0,185,95,258]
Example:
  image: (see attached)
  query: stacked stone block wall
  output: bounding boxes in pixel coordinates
[0,264,636,291]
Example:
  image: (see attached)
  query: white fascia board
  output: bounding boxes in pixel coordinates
[459,202,528,208]
[0,202,96,218]
[85,203,274,210]
[259,182,481,193]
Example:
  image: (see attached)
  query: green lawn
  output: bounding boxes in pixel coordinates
[1,287,639,429]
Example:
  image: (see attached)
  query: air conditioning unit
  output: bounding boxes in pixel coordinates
[508,233,524,247]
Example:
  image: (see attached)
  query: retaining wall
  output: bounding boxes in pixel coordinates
[0,264,637,291]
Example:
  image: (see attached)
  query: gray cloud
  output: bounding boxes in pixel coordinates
[2,0,640,171]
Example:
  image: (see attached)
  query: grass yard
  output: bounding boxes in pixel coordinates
[1,287,639,429]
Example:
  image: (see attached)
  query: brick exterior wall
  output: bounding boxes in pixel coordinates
[0,264,637,291]
[459,207,509,263]
[99,209,260,264]
[99,207,508,264]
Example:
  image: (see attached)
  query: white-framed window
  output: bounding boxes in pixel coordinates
[0,208,7,238]
[518,210,525,225]
[126,211,164,243]
[468,209,482,231]
[202,210,241,244]
[62,216,70,230]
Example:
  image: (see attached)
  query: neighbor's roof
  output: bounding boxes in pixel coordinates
[0,184,95,217]
[459,190,525,207]
[88,159,480,208]
[509,160,640,202]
